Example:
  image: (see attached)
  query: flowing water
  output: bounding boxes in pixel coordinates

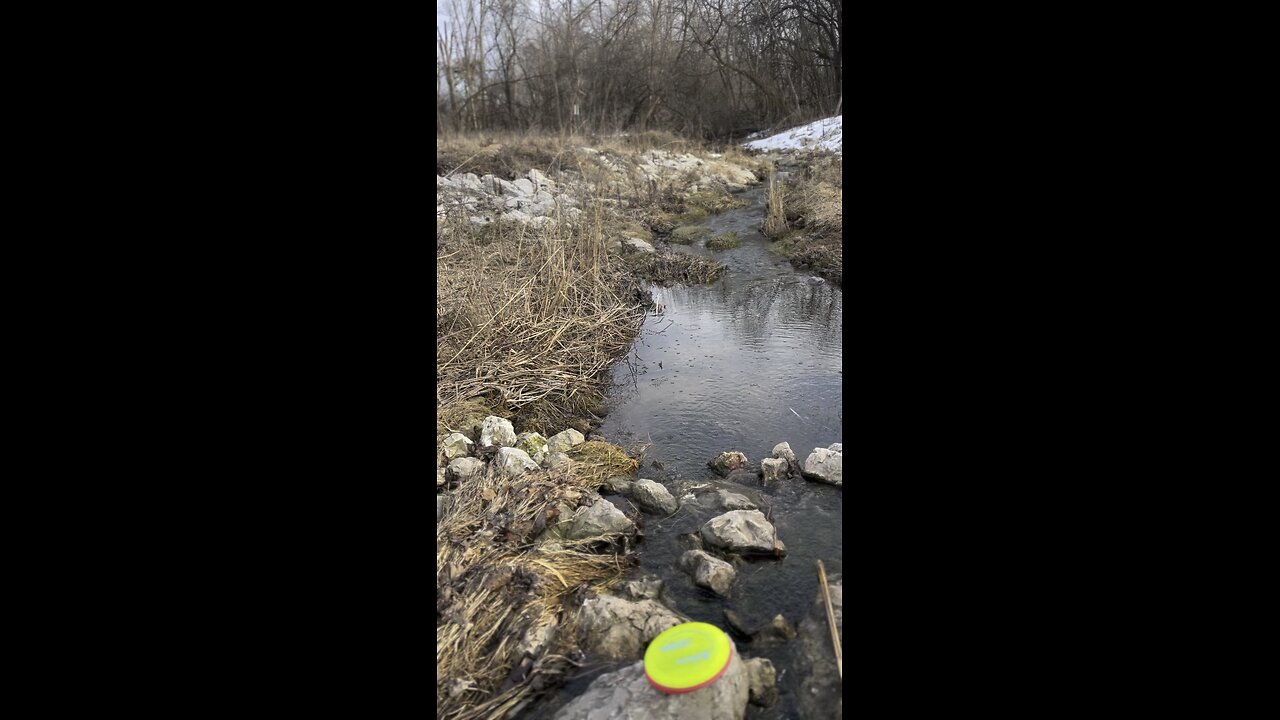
[536,181,843,719]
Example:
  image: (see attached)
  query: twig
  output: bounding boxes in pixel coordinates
[817,559,842,680]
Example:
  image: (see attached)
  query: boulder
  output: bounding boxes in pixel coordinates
[512,178,535,195]
[436,467,446,488]
[760,457,788,482]
[680,549,736,596]
[479,416,517,448]
[620,236,655,253]
[796,576,842,720]
[628,479,678,515]
[458,172,483,192]
[576,593,683,660]
[446,456,485,484]
[528,168,554,189]
[603,475,634,494]
[771,442,799,472]
[517,615,558,658]
[441,432,474,459]
[553,640,748,720]
[714,488,757,511]
[802,447,842,486]
[744,657,777,707]
[709,451,749,477]
[700,510,786,556]
[759,614,797,641]
[547,428,585,454]
[515,432,549,464]
[566,498,635,539]
[496,447,540,479]
[543,451,573,469]
[828,443,842,453]
[620,576,664,601]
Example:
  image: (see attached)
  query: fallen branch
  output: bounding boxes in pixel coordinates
[816,559,842,680]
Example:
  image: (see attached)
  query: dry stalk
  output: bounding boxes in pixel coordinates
[816,559,842,680]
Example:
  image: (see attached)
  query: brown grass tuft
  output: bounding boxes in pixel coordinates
[437,450,637,719]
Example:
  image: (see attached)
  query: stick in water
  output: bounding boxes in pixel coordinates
[817,559,842,680]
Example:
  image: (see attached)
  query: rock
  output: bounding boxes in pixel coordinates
[436,467,446,488]
[744,658,777,707]
[796,576,842,720]
[491,177,520,195]
[758,614,796,641]
[543,451,572,469]
[620,576,664,601]
[512,178,535,195]
[566,498,635,539]
[802,447,842,486]
[502,209,532,224]
[715,488,757,511]
[479,416,517,448]
[441,432,474,459]
[515,432,549,464]
[723,608,753,637]
[709,451,749,477]
[437,494,447,521]
[447,456,485,484]
[771,442,799,471]
[496,447,540,479]
[680,549,736,596]
[603,475,634,494]
[724,468,761,486]
[529,215,553,229]
[828,443,842,452]
[576,593,684,660]
[620,236,655,253]
[700,510,786,556]
[528,168,554,189]
[458,172,483,191]
[517,615,558,658]
[628,479,678,515]
[552,640,748,720]
[760,457,788,482]
[547,428,585,454]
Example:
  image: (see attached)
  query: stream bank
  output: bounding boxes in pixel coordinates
[530,176,844,720]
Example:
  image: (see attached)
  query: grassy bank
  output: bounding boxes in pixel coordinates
[437,132,768,718]
[760,155,843,284]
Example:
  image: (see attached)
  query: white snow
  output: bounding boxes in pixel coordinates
[743,115,842,154]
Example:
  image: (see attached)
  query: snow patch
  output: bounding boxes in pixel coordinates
[743,116,842,155]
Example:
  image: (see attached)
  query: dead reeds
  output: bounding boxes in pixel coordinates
[437,208,647,434]
[633,252,726,285]
[762,170,788,237]
[437,450,639,720]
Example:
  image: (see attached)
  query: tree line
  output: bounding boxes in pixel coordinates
[436,0,841,139]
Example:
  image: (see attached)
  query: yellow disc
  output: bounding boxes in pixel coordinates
[644,622,733,694]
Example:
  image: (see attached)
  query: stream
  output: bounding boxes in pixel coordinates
[538,180,843,719]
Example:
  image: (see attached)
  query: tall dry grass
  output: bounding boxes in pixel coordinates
[436,202,647,434]
[762,170,788,237]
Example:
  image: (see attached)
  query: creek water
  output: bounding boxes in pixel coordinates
[534,182,843,719]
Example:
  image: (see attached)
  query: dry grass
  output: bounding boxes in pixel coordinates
[633,252,726,284]
[762,170,788,237]
[786,157,842,237]
[437,207,648,433]
[437,455,639,720]
[760,158,843,284]
[706,231,740,250]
